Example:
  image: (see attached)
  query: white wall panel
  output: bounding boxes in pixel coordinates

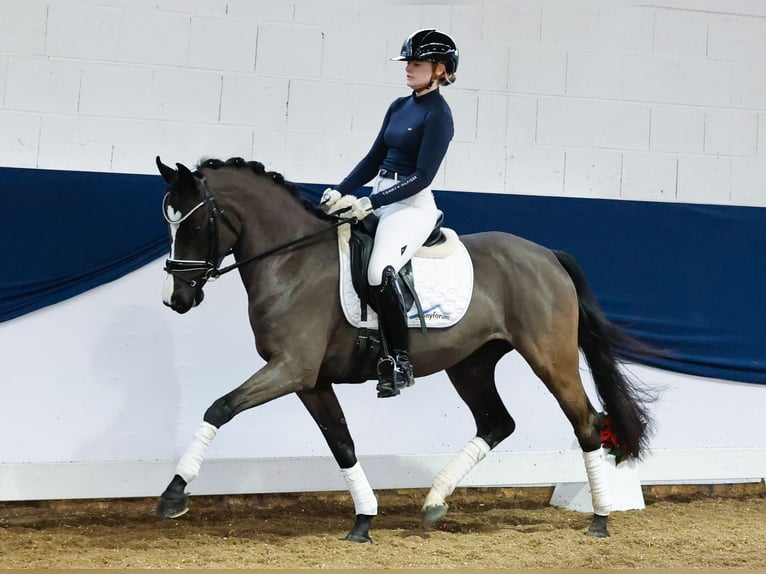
[597,5,654,54]
[565,51,624,100]
[540,4,598,50]
[0,2,46,55]
[476,92,508,144]
[224,0,294,22]
[219,74,288,129]
[293,0,360,27]
[188,16,258,71]
[356,3,413,33]
[677,155,732,204]
[446,90,478,142]
[37,115,119,172]
[703,109,758,157]
[457,39,509,93]
[622,54,684,104]
[157,0,228,17]
[506,95,538,147]
[322,29,388,81]
[731,158,766,207]
[255,23,323,78]
[621,151,678,201]
[506,146,564,196]
[652,10,709,58]
[650,105,705,154]
[117,9,190,66]
[349,84,403,136]
[677,59,731,107]
[730,62,766,110]
[449,4,483,42]
[287,80,354,132]
[564,148,622,199]
[707,15,766,64]
[447,140,506,193]
[4,56,81,114]
[0,111,40,167]
[507,44,566,95]
[481,3,542,45]
[45,4,121,61]
[78,63,157,119]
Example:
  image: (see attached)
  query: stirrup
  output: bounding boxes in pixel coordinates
[375,354,415,399]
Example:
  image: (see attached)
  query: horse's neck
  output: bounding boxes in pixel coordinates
[217,175,335,287]
[210,172,321,247]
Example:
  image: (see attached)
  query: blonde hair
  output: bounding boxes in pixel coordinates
[439,73,456,86]
[432,62,456,87]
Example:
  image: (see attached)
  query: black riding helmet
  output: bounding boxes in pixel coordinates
[391,29,459,75]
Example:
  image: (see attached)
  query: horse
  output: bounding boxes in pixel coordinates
[154,155,654,541]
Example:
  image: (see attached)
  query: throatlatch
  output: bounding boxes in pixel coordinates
[372,266,415,398]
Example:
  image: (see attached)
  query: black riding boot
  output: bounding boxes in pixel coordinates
[372,266,415,398]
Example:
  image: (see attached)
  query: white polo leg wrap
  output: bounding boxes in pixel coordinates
[583,448,613,516]
[176,421,218,483]
[340,462,378,516]
[423,437,490,509]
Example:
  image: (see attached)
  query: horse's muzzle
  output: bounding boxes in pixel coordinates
[163,274,205,313]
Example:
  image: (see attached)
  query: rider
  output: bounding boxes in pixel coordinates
[321,29,458,398]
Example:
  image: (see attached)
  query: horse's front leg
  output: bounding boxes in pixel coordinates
[156,357,315,519]
[297,385,377,543]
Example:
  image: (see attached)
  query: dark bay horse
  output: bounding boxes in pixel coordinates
[155,156,654,541]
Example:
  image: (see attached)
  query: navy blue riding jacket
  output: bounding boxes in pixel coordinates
[336,89,454,209]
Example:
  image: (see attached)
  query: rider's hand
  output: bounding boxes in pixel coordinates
[320,188,342,213]
[328,195,373,221]
[349,196,373,221]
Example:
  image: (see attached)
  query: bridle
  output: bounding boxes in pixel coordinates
[163,177,235,289]
[163,176,352,289]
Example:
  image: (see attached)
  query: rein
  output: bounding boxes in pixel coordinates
[212,217,351,279]
[165,175,353,285]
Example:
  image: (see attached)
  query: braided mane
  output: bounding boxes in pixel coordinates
[196,157,331,219]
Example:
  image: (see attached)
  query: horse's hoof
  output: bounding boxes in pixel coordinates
[344,532,373,543]
[156,492,189,519]
[344,514,373,543]
[586,514,610,538]
[422,502,448,526]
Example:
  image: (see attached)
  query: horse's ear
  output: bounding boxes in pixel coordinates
[156,156,178,185]
[175,163,197,190]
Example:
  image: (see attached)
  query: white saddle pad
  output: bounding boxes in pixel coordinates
[337,224,474,329]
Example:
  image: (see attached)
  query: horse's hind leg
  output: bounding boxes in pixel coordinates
[518,328,612,537]
[423,340,516,526]
[297,385,377,543]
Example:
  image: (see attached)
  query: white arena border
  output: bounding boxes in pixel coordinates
[2,448,764,502]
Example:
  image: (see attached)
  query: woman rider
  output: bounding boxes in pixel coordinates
[322,29,458,398]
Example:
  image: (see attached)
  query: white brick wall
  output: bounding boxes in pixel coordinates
[1,0,764,206]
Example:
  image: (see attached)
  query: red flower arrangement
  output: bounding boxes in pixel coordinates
[599,413,627,464]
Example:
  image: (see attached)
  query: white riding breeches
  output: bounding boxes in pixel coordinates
[367,176,439,286]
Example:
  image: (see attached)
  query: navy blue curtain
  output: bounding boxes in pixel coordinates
[3,167,168,322]
[2,167,763,384]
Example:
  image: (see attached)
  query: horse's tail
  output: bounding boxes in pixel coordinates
[553,250,655,459]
